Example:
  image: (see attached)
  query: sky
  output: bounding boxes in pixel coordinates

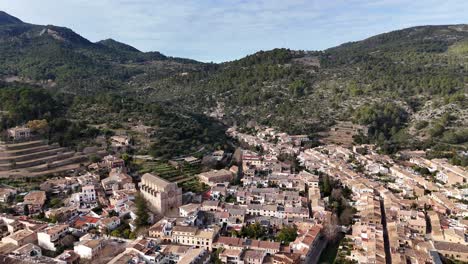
[0,0,467,62]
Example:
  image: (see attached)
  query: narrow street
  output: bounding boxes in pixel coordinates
[380,198,392,264]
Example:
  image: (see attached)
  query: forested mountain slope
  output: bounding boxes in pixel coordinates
[0,11,466,161]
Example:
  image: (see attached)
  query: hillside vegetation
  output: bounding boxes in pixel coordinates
[0,11,466,161]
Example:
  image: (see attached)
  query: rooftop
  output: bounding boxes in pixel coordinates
[23,191,46,205]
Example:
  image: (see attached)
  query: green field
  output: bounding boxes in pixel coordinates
[0,175,50,191]
[138,161,201,182]
[137,160,208,193]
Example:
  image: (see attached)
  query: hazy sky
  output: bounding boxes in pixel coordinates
[1,0,467,62]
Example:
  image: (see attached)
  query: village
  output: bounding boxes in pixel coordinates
[0,123,467,264]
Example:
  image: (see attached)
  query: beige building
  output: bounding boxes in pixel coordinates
[7,126,31,140]
[408,217,426,234]
[2,229,37,246]
[139,173,182,215]
[434,241,468,262]
[24,191,47,214]
[172,226,219,250]
[197,169,234,186]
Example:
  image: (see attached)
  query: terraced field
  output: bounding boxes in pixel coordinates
[138,161,202,183]
[0,140,89,178]
[136,160,209,193]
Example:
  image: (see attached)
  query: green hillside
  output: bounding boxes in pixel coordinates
[0,11,466,161]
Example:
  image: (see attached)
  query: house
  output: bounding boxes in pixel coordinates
[211,186,227,200]
[183,156,201,165]
[201,200,220,211]
[108,239,162,263]
[198,169,234,186]
[212,150,225,161]
[102,155,125,169]
[71,184,96,206]
[0,215,46,234]
[37,224,69,251]
[434,241,468,262]
[0,187,16,202]
[214,236,281,254]
[99,216,121,232]
[272,253,302,264]
[11,243,43,258]
[171,226,219,250]
[1,229,37,246]
[178,247,210,264]
[408,217,426,234]
[7,126,31,140]
[298,171,319,190]
[110,135,130,147]
[219,248,243,264]
[179,203,200,217]
[45,206,79,223]
[148,218,175,242]
[74,238,104,259]
[23,191,47,214]
[56,250,80,264]
[101,168,135,195]
[40,177,79,193]
[290,226,322,257]
[71,216,100,231]
[5,243,67,264]
[243,249,265,264]
[436,170,465,186]
[109,190,136,213]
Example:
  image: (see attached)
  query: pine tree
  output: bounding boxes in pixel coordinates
[135,194,149,228]
[23,204,30,216]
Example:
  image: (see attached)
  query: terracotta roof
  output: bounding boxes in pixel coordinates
[72,216,100,228]
[172,226,198,234]
[215,236,280,251]
[434,241,468,253]
[244,249,264,260]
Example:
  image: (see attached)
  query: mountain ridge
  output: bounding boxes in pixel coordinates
[0,11,23,25]
[0,11,466,159]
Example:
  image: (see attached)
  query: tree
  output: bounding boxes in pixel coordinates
[23,204,30,216]
[135,194,150,228]
[323,214,339,241]
[240,222,267,240]
[26,119,49,135]
[121,153,131,166]
[111,229,121,237]
[225,194,236,203]
[211,247,224,264]
[49,215,58,223]
[49,198,63,208]
[331,188,343,202]
[289,80,306,97]
[276,225,298,244]
[321,175,332,197]
[339,207,355,226]
[122,229,131,239]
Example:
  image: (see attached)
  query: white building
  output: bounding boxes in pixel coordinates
[74,238,103,259]
[37,224,69,251]
[7,126,31,140]
[71,184,96,206]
